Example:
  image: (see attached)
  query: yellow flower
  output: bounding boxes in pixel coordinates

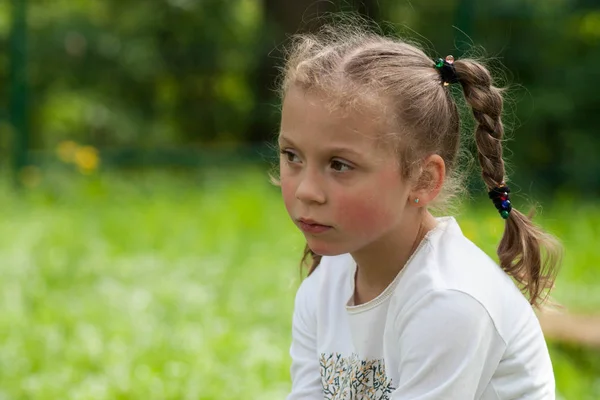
[74,145,100,174]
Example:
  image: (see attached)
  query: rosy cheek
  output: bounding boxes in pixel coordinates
[332,173,403,235]
[335,195,391,231]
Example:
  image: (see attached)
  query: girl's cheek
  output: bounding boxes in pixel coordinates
[333,173,404,232]
[280,178,296,212]
[335,193,394,232]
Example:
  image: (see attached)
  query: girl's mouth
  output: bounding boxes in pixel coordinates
[297,218,332,234]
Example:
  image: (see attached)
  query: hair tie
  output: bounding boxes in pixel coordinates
[434,55,459,86]
[488,183,512,219]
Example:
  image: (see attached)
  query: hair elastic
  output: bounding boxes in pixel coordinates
[434,55,459,86]
[488,183,512,219]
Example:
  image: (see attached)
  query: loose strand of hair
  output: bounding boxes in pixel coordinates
[301,244,322,277]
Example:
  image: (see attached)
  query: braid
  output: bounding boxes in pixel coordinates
[455,61,505,188]
[455,59,561,307]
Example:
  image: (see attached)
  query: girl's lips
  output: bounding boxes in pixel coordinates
[297,219,332,234]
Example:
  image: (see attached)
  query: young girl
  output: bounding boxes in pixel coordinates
[278,24,561,400]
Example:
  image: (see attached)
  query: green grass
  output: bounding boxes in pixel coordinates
[0,168,598,399]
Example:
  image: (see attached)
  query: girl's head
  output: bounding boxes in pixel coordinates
[277,24,561,307]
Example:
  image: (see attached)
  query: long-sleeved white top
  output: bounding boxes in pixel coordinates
[287,217,554,400]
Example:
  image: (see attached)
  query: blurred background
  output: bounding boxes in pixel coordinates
[1,0,599,399]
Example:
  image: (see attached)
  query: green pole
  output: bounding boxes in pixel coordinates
[8,0,29,188]
[455,0,474,56]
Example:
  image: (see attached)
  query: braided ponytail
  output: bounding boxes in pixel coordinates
[454,59,562,307]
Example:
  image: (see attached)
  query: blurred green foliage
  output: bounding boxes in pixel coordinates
[1,1,599,193]
[1,2,598,397]
[2,0,262,149]
[0,170,598,399]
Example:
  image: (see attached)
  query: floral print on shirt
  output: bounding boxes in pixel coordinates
[320,352,395,399]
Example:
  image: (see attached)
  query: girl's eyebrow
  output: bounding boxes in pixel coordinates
[279,135,364,160]
[278,134,295,146]
[279,134,364,157]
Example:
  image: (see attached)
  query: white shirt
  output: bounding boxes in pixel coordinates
[287,217,554,400]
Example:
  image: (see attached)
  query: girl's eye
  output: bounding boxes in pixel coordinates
[280,150,301,163]
[330,159,353,172]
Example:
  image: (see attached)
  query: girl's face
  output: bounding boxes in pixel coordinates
[279,87,414,256]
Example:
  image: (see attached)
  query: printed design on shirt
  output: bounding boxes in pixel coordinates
[320,352,395,399]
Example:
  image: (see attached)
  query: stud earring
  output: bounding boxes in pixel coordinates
[414,198,420,204]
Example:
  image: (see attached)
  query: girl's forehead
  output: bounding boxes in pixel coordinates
[280,87,386,144]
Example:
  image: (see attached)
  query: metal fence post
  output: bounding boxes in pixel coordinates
[9,0,29,188]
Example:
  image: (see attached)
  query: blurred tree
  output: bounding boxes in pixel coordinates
[21,0,263,149]
[0,0,598,194]
[248,0,378,144]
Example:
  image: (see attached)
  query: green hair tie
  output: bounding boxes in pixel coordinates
[433,55,458,86]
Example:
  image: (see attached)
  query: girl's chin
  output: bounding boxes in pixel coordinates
[306,239,349,257]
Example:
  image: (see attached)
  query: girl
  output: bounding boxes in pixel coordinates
[278,24,562,400]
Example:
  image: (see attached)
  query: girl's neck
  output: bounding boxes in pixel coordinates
[351,211,438,305]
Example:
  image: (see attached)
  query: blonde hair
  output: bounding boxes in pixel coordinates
[279,23,561,307]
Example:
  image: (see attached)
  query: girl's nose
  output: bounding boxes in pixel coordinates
[295,171,326,205]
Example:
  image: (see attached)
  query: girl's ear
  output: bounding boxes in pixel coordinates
[410,154,445,207]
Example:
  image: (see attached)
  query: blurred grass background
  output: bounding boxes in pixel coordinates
[0,169,598,399]
[2,0,600,398]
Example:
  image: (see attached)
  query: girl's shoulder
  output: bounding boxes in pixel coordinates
[418,216,515,284]
[392,217,536,342]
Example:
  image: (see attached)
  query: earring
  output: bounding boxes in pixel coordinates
[414,198,420,204]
